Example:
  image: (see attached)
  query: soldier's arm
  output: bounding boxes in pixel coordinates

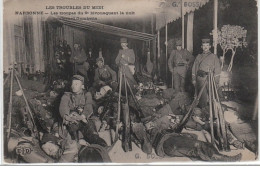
[69,53,74,63]
[106,65,117,82]
[115,50,122,66]
[192,57,198,82]
[59,94,71,121]
[77,50,88,63]
[94,69,101,83]
[83,92,94,119]
[186,50,195,65]
[127,49,135,64]
[168,51,175,72]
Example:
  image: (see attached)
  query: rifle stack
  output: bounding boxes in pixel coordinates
[208,70,229,151]
[176,70,229,151]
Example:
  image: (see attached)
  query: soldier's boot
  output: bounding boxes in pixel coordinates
[132,123,152,154]
[211,153,242,162]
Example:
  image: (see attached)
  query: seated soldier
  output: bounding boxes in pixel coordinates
[93,57,118,91]
[59,75,107,147]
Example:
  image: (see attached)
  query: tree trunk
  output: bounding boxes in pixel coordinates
[227,50,236,72]
[221,50,227,70]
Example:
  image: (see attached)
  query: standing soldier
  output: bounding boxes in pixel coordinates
[168,39,194,92]
[87,48,96,86]
[192,38,221,108]
[70,43,90,87]
[55,40,66,79]
[63,40,72,79]
[94,57,118,91]
[115,38,137,93]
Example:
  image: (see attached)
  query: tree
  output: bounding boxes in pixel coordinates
[212,25,247,72]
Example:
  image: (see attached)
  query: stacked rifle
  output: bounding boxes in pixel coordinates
[176,70,229,151]
[113,66,132,152]
[5,65,39,141]
[208,70,229,151]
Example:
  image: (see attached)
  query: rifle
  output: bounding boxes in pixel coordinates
[14,70,39,138]
[125,78,148,123]
[175,78,207,133]
[122,72,132,152]
[208,70,217,149]
[212,73,229,151]
[210,72,224,150]
[5,68,39,140]
[6,67,14,140]
[114,69,123,142]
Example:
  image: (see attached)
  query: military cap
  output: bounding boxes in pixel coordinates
[202,38,211,44]
[176,39,182,46]
[72,75,84,83]
[120,37,128,43]
[96,57,104,64]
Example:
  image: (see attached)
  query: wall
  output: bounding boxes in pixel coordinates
[3,15,46,74]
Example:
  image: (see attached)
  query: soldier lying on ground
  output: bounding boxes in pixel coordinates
[131,115,242,162]
[40,120,108,163]
[126,90,242,161]
[187,107,245,150]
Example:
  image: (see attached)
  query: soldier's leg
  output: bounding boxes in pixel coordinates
[173,71,181,92]
[132,122,152,154]
[79,121,107,147]
[67,123,79,141]
[180,76,185,92]
[163,135,241,161]
[58,133,79,163]
[197,76,208,108]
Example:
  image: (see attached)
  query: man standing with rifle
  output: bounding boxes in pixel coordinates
[115,37,137,94]
[168,39,194,92]
[192,38,221,108]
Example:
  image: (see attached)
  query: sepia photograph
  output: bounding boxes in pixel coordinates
[1,0,258,164]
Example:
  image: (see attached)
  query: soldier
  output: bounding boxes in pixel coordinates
[63,40,72,79]
[55,40,67,79]
[59,75,107,146]
[115,37,137,94]
[70,43,90,85]
[94,57,118,91]
[168,39,194,92]
[192,38,221,108]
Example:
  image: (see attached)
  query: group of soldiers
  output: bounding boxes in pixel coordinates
[55,38,136,94]
[52,36,240,162]
[52,37,137,162]
[168,38,221,108]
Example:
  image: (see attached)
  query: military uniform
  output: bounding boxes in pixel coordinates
[94,64,118,91]
[63,42,72,79]
[70,46,89,79]
[59,76,107,147]
[168,48,194,92]
[115,38,137,93]
[59,90,93,121]
[192,51,221,108]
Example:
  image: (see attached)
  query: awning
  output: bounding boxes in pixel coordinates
[156,0,209,30]
[55,16,156,41]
